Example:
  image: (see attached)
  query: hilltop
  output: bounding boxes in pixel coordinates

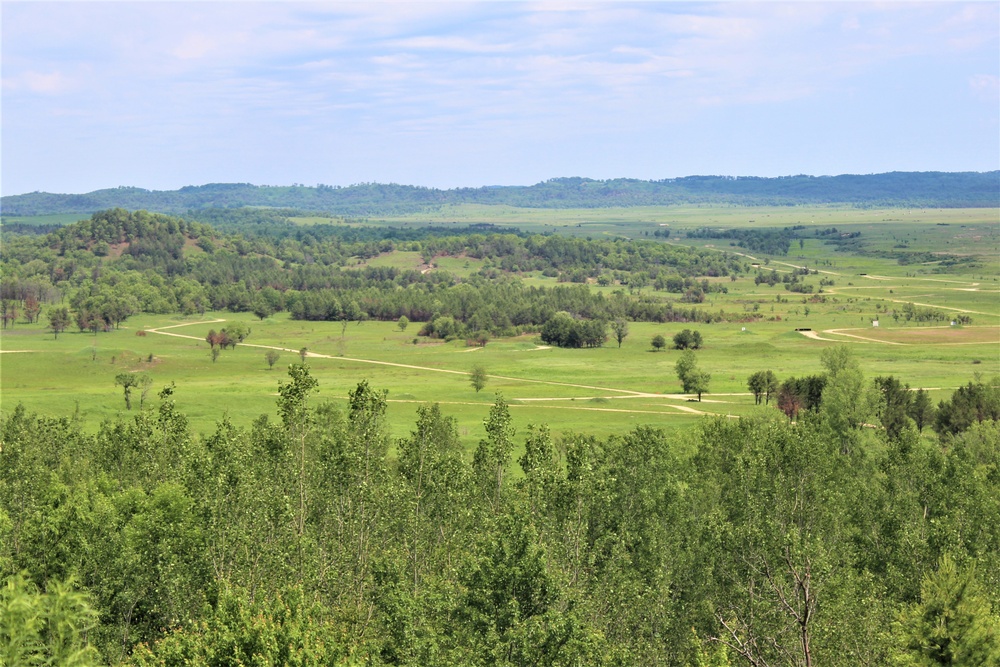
[3,171,998,217]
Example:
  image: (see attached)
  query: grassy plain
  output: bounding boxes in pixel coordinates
[1,213,89,227]
[2,205,998,453]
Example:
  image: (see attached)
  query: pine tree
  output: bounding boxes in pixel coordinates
[898,554,1000,666]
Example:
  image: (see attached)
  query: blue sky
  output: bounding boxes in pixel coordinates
[2,1,998,195]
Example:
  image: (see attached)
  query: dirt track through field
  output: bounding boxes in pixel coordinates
[145,320,730,416]
[798,325,999,346]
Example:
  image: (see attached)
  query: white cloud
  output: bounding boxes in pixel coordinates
[4,69,80,95]
[171,34,221,61]
[2,1,997,194]
[969,73,1000,100]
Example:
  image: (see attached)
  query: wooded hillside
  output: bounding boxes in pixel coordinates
[4,171,998,216]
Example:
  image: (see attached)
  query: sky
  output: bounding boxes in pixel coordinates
[2,1,998,196]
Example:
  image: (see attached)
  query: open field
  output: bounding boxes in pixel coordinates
[0,213,90,227]
[366,203,1000,255]
[2,309,995,451]
[817,325,999,345]
[2,205,997,453]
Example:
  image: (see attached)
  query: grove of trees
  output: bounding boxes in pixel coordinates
[2,365,998,665]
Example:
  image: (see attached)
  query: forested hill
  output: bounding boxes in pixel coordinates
[4,171,998,216]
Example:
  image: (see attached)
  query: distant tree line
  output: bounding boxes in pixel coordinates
[4,171,997,216]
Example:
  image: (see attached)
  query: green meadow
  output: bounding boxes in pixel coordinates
[2,205,997,452]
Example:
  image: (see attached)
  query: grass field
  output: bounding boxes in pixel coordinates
[1,213,90,227]
[2,205,997,453]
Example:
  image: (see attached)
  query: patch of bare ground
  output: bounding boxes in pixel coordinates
[826,326,999,345]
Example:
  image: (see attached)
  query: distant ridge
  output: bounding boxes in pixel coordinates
[3,171,998,217]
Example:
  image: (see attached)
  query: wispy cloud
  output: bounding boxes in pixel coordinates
[2,2,997,194]
[970,73,1000,101]
[4,69,79,95]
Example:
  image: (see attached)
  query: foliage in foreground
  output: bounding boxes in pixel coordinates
[1,365,998,666]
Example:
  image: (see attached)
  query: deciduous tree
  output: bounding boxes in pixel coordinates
[470,365,487,393]
[473,393,514,512]
[611,318,629,348]
[909,388,935,433]
[676,350,710,400]
[114,372,143,410]
[48,306,70,339]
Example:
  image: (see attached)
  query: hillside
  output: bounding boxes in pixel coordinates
[3,171,998,217]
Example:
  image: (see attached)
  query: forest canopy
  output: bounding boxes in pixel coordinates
[2,366,998,666]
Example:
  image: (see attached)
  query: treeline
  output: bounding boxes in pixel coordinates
[187,207,523,244]
[4,171,998,216]
[687,226,799,255]
[0,209,752,337]
[3,359,999,665]
[686,225,864,257]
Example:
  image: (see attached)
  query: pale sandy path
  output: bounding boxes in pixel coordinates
[821,329,907,345]
[387,398,716,416]
[797,330,855,343]
[798,325,999,346]
[145,320,731,414]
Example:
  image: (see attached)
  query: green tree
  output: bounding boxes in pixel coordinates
[473,393,515,513]
[675,350,710,400]
[0,574,100,667]
[470,364,488,393]
[48,306,70,340]
[673,328,698,349]
[611,318,629,348]
[251,293,275,320]
[820,346,875,454]
[675,349,696,381]
[762,369,779,405]
[396,403,469,596]
[910,388,936,433]
[651,334,666,352]
[115,372,146,410]
[748,370,779,405]
[685,370,711,401]
[277,364,318,539]
[127,585,353,667]
[220,322,250,348]
[397,315,409,332]
[264,349,280,370]
[457,511,609,667]
[934,379,1000,437]
[518,424,559,522]
[898,554,1000,666]
[693,414,850,667]
[875,375,914,440]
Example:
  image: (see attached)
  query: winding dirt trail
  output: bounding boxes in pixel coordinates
[798,325,999,346]
[144,320,732,416]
